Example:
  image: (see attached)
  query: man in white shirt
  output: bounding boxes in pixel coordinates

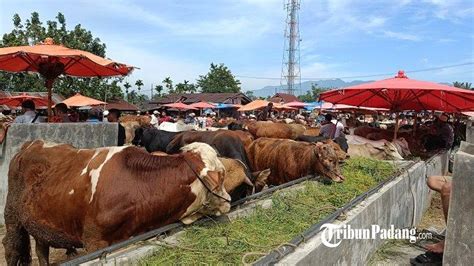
[14,100,40,123]
[150,110,159,128]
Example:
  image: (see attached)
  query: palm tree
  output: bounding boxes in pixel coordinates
[154,85,163,98]
[123,82,132,101]
[135,79,144,93]
[163,77,173,94]
[453,81,473,90]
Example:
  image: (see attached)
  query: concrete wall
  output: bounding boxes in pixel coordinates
[278,153,448,266]
[466,120,474,144]
[444,141,474,265]
[0,123,118,225]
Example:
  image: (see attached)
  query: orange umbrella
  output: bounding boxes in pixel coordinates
[273,103,297,110]
[163,102,197,110]
[62,93,106,107]
[0,37,134,120]
[189,101,216,109]
[0,93,49,108]
[238,99,270,111]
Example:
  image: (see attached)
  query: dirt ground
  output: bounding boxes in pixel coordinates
[0,225,87,265]
[369,193,446,265]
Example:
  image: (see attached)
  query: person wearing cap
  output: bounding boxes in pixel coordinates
[319,113,337,139]
[150,110,159,128]
[106,108,126,146]
[14,100,41,123]
[185,112,196,125]
[435,113,454,149]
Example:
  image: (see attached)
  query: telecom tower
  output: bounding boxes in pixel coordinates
[280,0,301,95]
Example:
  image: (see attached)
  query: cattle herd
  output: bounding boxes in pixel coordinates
[3,119,421,265]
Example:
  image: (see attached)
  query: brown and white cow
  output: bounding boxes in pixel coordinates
[246,138,345,186]
[2,140,230,266]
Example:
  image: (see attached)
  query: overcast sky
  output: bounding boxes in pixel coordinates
[1,0,473,94]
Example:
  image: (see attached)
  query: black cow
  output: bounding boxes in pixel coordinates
[132,128,180,152]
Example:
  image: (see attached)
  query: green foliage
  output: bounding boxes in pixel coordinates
[197,63,241,93]
[162,77,174,94]
[175,80,197,94]
[135,79,144,92]
[128,90,149,109]
[0,12,124,101]
[142,158,395,265]
[453,81,473,90]
[298,83,326,102]
[245,90,256,100]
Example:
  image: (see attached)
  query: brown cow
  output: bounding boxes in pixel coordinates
[245,121,302,139]
[3,140,230,265]
[247,138,345,186]
[226,130,254,149]
[303,127,321,136]
[119,115,151,126]
[219,158,271,193]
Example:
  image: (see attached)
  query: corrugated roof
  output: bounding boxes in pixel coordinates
[269,93,299,103]
[150,93,251,105]
[106,99,138,111]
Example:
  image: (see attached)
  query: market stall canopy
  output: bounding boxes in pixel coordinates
[238,99,270,112]
[320,71,474,112]
[214,103,236,109]
[163,102,197,110]
[0,37,134,120]
[189,101,216,109]
[273,103,297,110]
[284,101,309,108]
[62,93,106,107]
[319,102,389,112]
[0,93,49,108]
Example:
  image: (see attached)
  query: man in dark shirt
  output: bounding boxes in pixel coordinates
[258,102,273,121]
[107,109,126,146]
[437,114,454,149]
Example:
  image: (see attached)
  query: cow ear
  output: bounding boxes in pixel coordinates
[204,170,222,191]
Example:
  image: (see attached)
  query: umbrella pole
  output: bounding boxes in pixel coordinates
[394,112,399,140]
[413,112,418,137]
[45,79,54,122]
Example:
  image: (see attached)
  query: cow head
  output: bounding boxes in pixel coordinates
[180,143,231,224]
[312,142,345,182]
[322,139,349,162]
[131,127,144,146]
[382,142,404,160]
[252,169,271,192]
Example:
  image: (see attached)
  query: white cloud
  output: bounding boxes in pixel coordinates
[383,30,421,41]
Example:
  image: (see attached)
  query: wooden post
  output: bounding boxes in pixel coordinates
[394,112,400,140]
[45,79,54,122]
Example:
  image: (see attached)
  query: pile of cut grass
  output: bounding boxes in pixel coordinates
[141,157,396,265]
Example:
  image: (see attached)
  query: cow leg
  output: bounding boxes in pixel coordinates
[2,224,31,266]
[34,238,49,266]
[66,247,78,259]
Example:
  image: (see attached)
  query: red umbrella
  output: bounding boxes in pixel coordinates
[0,93,49,108]
[189,101,216,109]
[0,37,134,120]
[320,71,474,112]
[320,70,474,138]
[163,102,197,110]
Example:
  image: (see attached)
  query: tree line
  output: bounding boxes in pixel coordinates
[0,12,242,107]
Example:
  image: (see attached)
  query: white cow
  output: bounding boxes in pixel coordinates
[346,135,404,160]
[346,135,411,158]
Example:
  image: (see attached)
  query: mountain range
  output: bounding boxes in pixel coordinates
[250,79,372,97]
